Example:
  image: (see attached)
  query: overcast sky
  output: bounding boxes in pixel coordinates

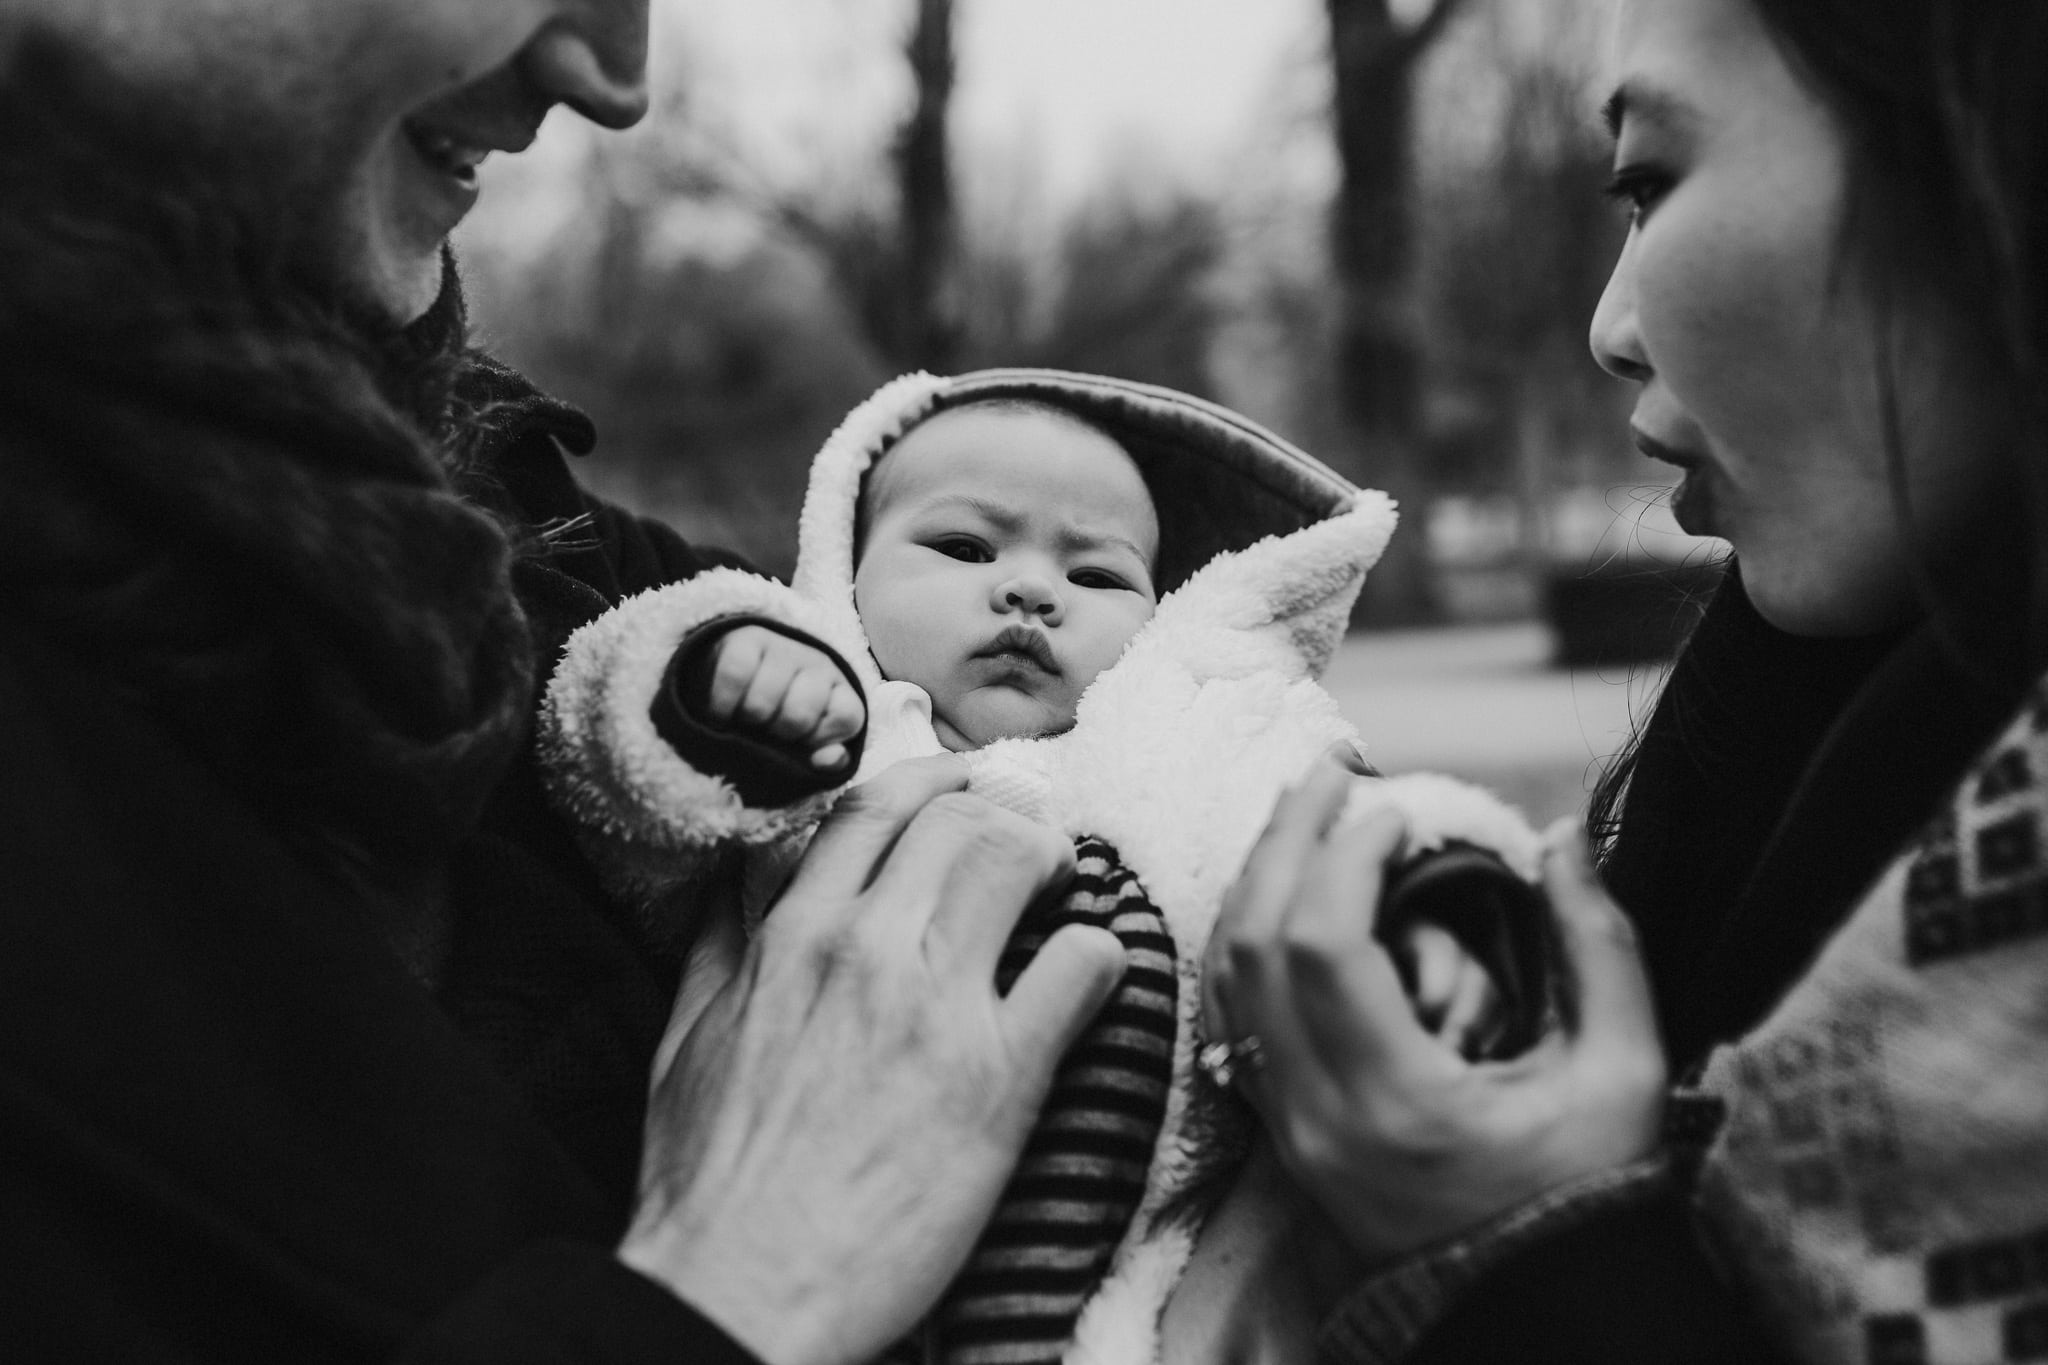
[681,0,1335,202]
[465,0,1611,266]
[474,0,1332,222]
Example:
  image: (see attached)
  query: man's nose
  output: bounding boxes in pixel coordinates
[523,1,651,130]
[993,573,1064,625]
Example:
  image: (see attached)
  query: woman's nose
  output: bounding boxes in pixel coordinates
[522,1,651,131]
[993,573,1064,625]
[1589,233,1651,383]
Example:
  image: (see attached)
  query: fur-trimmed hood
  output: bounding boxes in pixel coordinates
[539,369,1404,900]
[788,368,1398,783]
[539,370,1543,1365]
[795,368,1394,694]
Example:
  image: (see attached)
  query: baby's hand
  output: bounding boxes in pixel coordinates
[705,626,865,771]
[1394,921,1509,1060]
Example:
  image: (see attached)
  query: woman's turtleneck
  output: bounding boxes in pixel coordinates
[1603,553,2033,1072]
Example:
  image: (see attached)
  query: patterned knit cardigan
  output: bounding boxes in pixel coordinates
[1692,678,2048,1365]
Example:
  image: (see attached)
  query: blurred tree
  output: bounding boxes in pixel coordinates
[983,194,1223,397]
[461,0,1229,573]
[783,0,961,372]
[896,0,960,369]
[1412,0,1628,588]
[464,144,889,577]
[1326,0,1473,625]
[1329,0,1469,442]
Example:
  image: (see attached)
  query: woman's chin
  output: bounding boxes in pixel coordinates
[1669,469,1719,539]
[1743,560,1921,638]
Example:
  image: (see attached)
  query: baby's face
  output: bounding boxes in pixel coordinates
[854,405,1160,751]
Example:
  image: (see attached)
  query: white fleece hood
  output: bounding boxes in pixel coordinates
[790,368,1399,781]
[539,370,1542,1365]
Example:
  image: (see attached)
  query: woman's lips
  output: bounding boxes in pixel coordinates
[1632,428,1719,538]
[397,111,535,222]
[1667,466,1718,538]
[1630,427,1701,472]
[394,122,485,234]
[404,122,493,187]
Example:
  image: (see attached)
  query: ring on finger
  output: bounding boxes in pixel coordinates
[1196,1034,1266,1091]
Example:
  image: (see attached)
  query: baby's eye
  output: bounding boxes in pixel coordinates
[929,536,991,563]
[1069,568,1132,592]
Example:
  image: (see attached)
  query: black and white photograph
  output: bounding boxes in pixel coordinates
[4,1,2044,1361]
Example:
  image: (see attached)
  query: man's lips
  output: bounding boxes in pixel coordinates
[975,626,1060,676]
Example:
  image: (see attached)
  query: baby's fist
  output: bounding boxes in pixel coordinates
[706,626,866,770]
[1395,921,1509,1061]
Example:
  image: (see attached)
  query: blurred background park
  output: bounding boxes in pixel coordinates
[456,0,1726,820]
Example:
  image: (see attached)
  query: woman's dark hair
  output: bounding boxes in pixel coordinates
[1589,0,2048,849]
[1752,0,2048,632]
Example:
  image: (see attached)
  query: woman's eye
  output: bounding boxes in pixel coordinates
[930,537,990,563]
[1601,165,1670,223]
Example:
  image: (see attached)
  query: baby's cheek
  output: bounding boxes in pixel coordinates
[857,594,927,689]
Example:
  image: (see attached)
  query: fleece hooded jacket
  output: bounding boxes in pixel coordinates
[541,369,1545,1363]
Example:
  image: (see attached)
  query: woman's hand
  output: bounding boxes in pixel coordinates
[1201,760,1666,1264]
[620,757,1127,1365]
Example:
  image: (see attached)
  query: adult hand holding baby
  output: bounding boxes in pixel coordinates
[620,756,1128,1365]
[1201,759,1667,1264]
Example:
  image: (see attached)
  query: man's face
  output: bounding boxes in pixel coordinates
[14,0,649,322]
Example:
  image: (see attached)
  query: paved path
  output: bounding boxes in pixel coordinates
[1322,624,1672,823]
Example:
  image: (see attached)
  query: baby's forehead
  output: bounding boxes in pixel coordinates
[866,403,1159,528]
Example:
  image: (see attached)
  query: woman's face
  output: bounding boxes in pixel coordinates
[15,0,649,322]
[1590,0,2007,636]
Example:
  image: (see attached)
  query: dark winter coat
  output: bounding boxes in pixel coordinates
[0,39,761,1356]
[0,369,768,1363]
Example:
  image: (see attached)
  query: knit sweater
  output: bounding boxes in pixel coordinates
[1323,572,2038,1365]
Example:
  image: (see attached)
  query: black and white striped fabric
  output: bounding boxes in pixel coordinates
[889,836,1177,1365]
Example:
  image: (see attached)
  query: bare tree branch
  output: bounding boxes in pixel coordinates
[894,0,959,368]
[1399,0,1474,62]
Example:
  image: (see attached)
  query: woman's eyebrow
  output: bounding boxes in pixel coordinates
[1600,82,1693,143]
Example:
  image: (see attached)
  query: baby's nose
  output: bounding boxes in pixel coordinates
[994,573,1063,622]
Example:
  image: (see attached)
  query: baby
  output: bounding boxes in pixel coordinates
[690,396,1508,1050]
[705,398,1158,760]
[542,370,1547,1365]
